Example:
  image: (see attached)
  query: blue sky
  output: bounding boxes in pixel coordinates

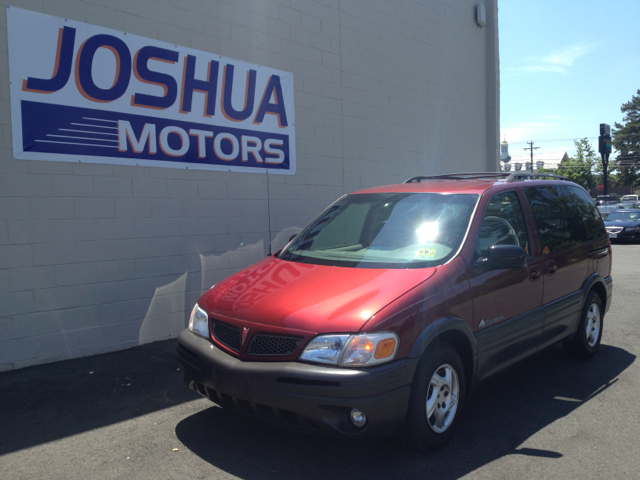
[499,0,640,158]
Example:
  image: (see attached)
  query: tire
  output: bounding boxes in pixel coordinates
[564,291,603,359]
[404,342,466,451]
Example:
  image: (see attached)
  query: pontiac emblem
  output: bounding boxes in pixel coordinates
[242,327,250,345]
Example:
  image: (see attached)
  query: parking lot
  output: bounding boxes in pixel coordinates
[1,244,638,480]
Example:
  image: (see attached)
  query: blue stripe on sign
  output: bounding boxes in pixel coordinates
[20,101,290,170]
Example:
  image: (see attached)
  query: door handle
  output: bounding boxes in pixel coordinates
[588,247,609,259]
[529,266,542,281]
[545,260,557,275]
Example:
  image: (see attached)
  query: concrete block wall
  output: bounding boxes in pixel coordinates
[0,0,499,370]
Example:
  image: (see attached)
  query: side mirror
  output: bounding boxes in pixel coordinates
[485,244,526,269]
[475,244,526,272]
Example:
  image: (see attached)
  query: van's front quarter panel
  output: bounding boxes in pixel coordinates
[363,256,474,360]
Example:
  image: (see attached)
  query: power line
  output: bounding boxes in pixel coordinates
[505,132,640,146]
[508,137,598,145]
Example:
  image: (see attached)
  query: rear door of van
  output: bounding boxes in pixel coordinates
[524,185,606,349]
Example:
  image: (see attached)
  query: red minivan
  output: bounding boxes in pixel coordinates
[177,172,613,450]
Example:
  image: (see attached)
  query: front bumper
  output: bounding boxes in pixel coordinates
[177,330,419,437]
[604,275,613,315]
[607,228,640,241]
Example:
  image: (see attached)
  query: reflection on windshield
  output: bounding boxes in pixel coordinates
[606,212,639,222]
[278,193,479,268]
[416,222,439,243]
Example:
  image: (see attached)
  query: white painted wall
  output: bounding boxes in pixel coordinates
[0,0,499,370]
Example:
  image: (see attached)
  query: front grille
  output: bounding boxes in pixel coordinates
[247,334,303,356]
[212,321,241,352]
[606,227,623,234]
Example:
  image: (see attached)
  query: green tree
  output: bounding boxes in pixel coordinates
[612,89,640,191]
[553,138,598,190]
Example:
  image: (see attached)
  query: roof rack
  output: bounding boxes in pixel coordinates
[404,173,509,183]
[404,172,572,184]
[504,172,570,182]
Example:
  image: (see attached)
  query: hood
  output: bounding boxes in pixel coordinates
[199,256,436,333]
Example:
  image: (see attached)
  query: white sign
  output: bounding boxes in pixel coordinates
[7,7,296,174]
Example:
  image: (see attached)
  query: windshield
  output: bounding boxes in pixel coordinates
[606,211,639,222]
[621,196,638,201]
[279,193,479,268]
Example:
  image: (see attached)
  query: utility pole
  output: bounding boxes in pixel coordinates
[524,141,539,172]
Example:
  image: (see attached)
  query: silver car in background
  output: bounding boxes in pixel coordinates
[597,201,624,218]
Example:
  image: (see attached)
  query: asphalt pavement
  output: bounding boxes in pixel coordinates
[1,244,638,480]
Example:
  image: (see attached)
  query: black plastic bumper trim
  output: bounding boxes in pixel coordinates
[176,330,418,437]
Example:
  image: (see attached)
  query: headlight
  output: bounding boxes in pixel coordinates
[188,304,209,338]
[300,332,399,366]
[299,335,350,365]
[626,226,639,232]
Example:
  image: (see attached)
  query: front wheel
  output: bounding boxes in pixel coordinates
[564,291,603,359]
[404,343,466,451]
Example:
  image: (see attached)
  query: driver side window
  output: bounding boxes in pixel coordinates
[475,191,529,259]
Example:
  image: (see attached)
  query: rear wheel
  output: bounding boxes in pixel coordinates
[404,343,466,450]
[564,291,603,359]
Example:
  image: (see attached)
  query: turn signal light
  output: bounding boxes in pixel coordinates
[374,338,396,359]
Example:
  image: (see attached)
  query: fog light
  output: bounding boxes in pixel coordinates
[350,409,367,428]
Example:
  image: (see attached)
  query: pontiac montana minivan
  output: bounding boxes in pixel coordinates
[177,172,612,450]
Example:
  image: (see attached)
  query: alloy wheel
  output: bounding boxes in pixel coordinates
[585,303,601,348]
[425,363,459,433]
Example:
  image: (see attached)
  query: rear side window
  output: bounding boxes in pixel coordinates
[525,185,604,254]
[570,186,606,240]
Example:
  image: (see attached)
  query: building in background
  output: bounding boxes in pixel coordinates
[502,151,568,172]
[0,0,500,370]
[500,138,511,163]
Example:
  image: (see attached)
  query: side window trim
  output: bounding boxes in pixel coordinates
[516,188,541,258]
[525,185,562,256]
